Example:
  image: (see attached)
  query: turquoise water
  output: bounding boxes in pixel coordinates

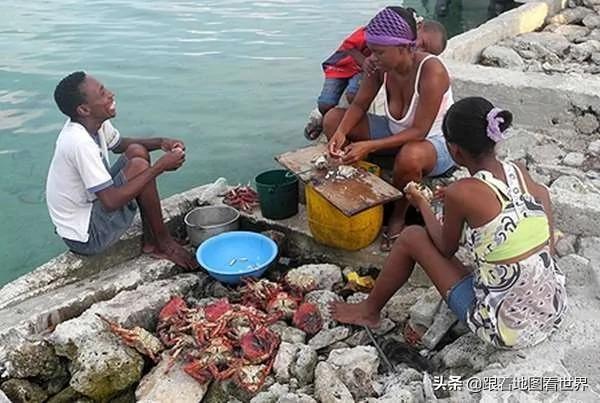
[0,0,490,286]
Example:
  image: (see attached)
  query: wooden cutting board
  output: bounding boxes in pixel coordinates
[275,144,403,216]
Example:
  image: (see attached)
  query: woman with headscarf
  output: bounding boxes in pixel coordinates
[323,6,455,251]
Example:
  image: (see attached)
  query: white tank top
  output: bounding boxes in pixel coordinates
[382,54,453,139]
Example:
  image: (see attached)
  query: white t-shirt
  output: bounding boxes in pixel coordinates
[46,119,122,242]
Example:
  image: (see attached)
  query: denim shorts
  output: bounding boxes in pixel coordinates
[446,274,475,323]
[63,156,137,255]
[317,74,362,107]
[366,113,456,177]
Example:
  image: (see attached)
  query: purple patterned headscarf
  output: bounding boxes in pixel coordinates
[366,7,417,47]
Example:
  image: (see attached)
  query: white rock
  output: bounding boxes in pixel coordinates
[547,6,592,25]
[250,383,290,403]
[563,152,586,167]
[555,233,577,257]
[382,287,428,324]
[558,254,592,292]
[409,287,442,328]
[553,24,590,42]
[287,264,343,291]
[308,326,351,351]
[579,237,600,266]
[135,352,208,403]
[273,343,300,383]
[0,390,9,403]
[480,46,524,69]
[437,333,496,371]
[270,322,306,344]
[575,113,600,134]
[583,13,600,29]
[421,302,458,350]
[327,346,380,399]
[550,176,600,237]
[291,345,318,386]
[528,143,565,165]
[589,139,600,156]
[314,362,354,403]
[277,393,317,403]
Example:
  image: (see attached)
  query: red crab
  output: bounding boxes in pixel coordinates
[156,296,190,346]
[240,326,280,364]
[292,302,323,335]
[266,291,299,320]
[183,336,236,383]
[97,314,164,363]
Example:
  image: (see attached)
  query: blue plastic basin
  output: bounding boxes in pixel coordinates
[196,231,278,284]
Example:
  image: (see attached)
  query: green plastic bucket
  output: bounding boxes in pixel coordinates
[255,169,299,220]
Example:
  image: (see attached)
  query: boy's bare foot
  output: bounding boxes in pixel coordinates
[329,300,381,328]
[154,237,198,269]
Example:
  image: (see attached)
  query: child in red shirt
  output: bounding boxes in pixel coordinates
[304,19,448,140]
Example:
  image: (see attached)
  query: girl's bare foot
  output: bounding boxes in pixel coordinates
[329,300,381,328]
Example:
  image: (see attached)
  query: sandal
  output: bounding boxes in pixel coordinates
[303,109,323,141]
[380,229,402,252]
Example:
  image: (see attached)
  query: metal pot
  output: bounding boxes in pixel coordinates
[184,205,240,247]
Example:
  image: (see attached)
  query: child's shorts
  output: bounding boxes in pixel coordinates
[317,74,362,107]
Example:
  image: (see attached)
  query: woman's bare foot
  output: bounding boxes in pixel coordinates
[154,237,198,269]
[329,300,381,328]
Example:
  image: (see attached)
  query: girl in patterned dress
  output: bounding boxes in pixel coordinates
[331,96,566,348]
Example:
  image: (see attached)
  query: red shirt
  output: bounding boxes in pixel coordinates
[322,27,370,79]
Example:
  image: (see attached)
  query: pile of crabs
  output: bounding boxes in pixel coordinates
[101,272,321,393]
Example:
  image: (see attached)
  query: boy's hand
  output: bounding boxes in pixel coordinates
[156,148,185,172]
[363,56,378,76]
[161,138,185,152]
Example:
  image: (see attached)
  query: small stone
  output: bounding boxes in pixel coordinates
[4,340,63,381]
[287,264,343,291]
[383,287,428,324]
[569,40,600,62]
[563,152,586,167]
[409,287,442,328]
[555,233,577,257]
[514,32,571,56]
[327,346,380,399]
[1,379,48,403]
[480,45,524,69]
[270,322,307,344]
[550,175,600,237]
[308,326,351,351]
[589,139,600,156]
[135,352,208,403]
[437,333,496,371]
[273,343,300,383]
[528,143,565,165]
[291,345,318,386]
[547,6,592,25]
[575,113,600,134]
[553,24,590,42]
[583,13,600,29]
[277,393,317,403]
[373,318,396,336]
[579,237,600,266]
[557,254,592,291]
[421,302,458,350]
[314,362,354,403]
